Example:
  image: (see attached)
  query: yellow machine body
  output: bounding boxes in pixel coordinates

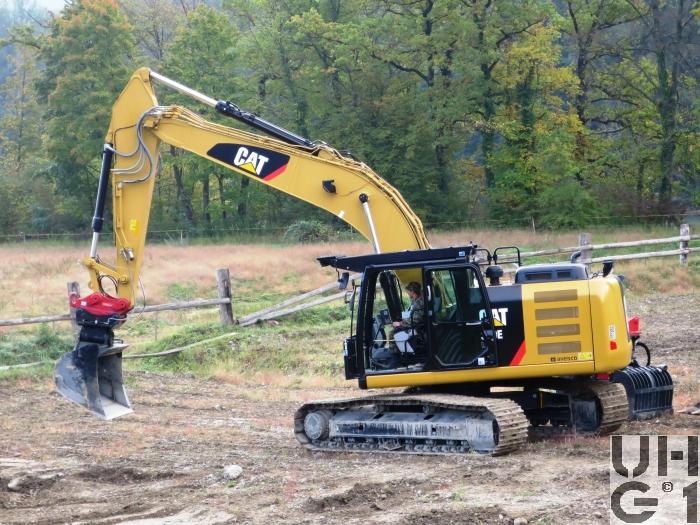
[365,277,632,389]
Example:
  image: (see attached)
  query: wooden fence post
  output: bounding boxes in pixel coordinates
[67,281,80,332]
[216,268,234,325]
[680,223,689,266]
[579,232,592,267]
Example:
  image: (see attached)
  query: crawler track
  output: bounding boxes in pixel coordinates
[580,381,629,434]
[295,393,529,456]
[527,379,629,434]
[295,382,628,456]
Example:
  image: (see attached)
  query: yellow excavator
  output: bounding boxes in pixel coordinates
[55,68,673,455]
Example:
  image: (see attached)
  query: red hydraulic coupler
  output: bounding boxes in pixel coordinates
[69,292,132,317]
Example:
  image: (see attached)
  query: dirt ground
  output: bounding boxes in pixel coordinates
[1,293,699,525]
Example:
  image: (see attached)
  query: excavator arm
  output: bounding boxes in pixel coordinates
[55,68,429,419]
[88,68,428,306]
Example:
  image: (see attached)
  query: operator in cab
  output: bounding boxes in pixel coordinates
[373,282,425,368]
[393,282,424,332]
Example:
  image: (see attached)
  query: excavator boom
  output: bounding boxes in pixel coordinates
[55,68,428,418]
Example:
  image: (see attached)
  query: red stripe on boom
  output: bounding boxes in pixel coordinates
[263,164,288,181]
[510,341,526,366]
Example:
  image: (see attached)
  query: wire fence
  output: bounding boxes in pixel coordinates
[2,211,698,244]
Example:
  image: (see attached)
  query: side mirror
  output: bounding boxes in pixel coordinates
[344,288,356,312]
[602,260,614,277]
[338,271,350,290]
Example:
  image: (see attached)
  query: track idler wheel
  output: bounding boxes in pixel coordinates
[303,410,332,441]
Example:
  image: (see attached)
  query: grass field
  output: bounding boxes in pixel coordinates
[0,225,698,381]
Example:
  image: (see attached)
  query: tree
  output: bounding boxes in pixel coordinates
[35,0,136,214]
[460,0,552,189]
[0,46,44,232]
[163,4,247,229]
[488,22,583,223]
[583,0,699,214]
[117,0,186,64]
[283,0,471,220]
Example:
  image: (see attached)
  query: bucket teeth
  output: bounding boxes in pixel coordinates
[54,342,132,420]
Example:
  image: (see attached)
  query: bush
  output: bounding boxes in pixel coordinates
[0,325,72,367]
[284,220,332,243]
[536,180,601,229]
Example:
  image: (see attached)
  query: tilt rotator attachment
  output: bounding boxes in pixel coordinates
[53,142,134,420]
[54,294,133,420]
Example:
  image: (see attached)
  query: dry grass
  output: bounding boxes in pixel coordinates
[0,240,368,320]
[0,225,695,323]
[622,259,700,295]
[669,365,700,408]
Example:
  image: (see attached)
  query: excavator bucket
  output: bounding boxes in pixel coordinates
[54,341,132,420]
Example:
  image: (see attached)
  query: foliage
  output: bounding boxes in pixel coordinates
[0,0,697,237]
[34,0,136,211]
[536,179,600,229]
[284,220,332,243]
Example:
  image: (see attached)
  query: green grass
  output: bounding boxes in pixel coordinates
[124,304,349,380]
[0,324,73,380]
[0,303,351,383]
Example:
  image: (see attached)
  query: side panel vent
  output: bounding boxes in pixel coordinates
[534,289,578,303]
[521,282,594,368]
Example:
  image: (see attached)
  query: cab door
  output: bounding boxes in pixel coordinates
[425,264,497,369]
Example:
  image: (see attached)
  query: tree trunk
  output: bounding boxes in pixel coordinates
[278,43,310,138]
[238,177,249,219]
[481,72,495,188]
[475,4,495,189]
[16,64,26,168]
[649,0,678,210]
[217,174,227,221]
[419,0,451,196]
[202,173,210,225]
[572,41,590,174]
[170,147,195,226]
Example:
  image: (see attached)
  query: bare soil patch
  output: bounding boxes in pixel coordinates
[0,293,697,524]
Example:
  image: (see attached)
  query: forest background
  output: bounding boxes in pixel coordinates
[1,0,699,238]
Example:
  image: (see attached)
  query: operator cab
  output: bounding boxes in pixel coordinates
[365,268,426,371]
[319,246,498,381]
